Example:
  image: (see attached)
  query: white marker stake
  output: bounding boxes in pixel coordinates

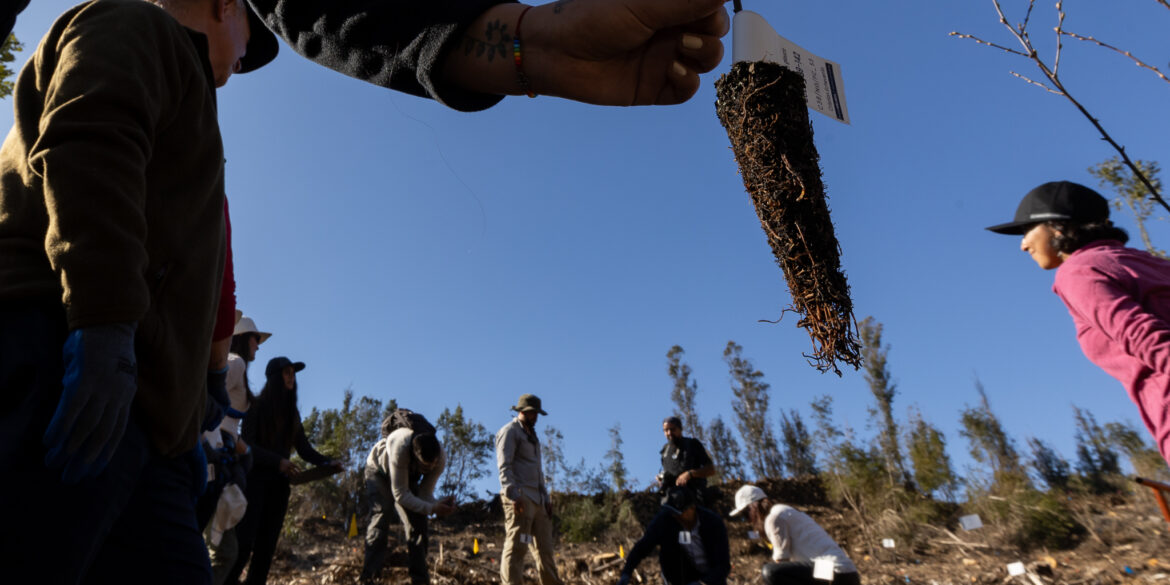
[732,10,851,124]
[881,538,895,549]
[813,557,836,582]
[678,532,692,545]
[747,530,760,540]
[1007,562,1026,576]
[959,514,983,531]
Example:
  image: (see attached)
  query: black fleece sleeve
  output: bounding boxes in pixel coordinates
[247,0,514,111]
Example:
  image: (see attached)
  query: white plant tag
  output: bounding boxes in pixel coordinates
[747,530,760,540]
[519,534,532,544]
[1007,562,1026,576]
[732,10,851,124]
[813,557,836,581]
[959,514,983,531]
[881,538,895,549]
[678,531,692,545]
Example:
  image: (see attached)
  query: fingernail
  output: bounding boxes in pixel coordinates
[673,61,688,77]
[682,34,703,50]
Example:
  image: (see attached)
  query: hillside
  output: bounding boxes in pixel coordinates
[258,478,1170,585]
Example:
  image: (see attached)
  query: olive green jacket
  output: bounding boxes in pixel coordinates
[0,0,226,456]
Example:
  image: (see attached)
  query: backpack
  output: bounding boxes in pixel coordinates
[381,408,436,439]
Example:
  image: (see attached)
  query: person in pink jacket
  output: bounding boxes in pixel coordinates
[988,181,1170,464]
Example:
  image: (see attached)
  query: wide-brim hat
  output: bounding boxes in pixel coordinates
[233,315,272,344]
[265,356,305,378]
[986,181,1110,235]
[730,484,767,516]
[511,394,548,415]
[239,1,279,74]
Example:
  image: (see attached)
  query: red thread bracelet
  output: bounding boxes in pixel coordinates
[513,6,536,98]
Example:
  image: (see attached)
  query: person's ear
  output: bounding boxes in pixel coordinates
[212,0,230,23]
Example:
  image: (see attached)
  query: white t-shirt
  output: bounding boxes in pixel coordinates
[765,504,856,573]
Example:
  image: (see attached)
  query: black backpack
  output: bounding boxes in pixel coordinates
[381,408,436,439]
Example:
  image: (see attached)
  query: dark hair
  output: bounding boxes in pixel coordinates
[663,416,683,430]
[662,486,696,513]
[249,364,300,453]
[413,433,441,465]
[1047,219,1129,254]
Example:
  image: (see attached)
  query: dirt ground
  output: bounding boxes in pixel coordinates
[259,481,1170,585]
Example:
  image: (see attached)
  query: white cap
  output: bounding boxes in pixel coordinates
[730,484,767,516]
[233,315,271,344]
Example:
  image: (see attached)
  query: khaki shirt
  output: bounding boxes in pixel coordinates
[495,416,548,505]
[0,0,226,456]
[366,428,446,515]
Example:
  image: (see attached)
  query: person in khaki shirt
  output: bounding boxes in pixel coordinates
[496,394,564,585]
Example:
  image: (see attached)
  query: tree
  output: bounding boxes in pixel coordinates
[906,408,957,501]
[667,345,705,443]
[723,341,784,479]
[1105,420,1170,480]
[0,34,22,100]
[436,404,494,502]
[604,422,630,491]
[705,415,745,483]
[1072,406,1121,493]
[777,409,817,477]
[541,425,567,492]
[1089,157,1166,258]
[298,389,386,519]
[541,424,607,494]
[1027,437,1071,492]
[952,1,1170,214]
[958,379,1028,492]
[858,317,910,488]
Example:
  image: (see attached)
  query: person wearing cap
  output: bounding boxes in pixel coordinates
[988,181,1170,465]
[360,415,456,585]
[199,314,271,584]
[229,357,342,585]
[659,415,716,503]
[729,485,860,585]
[0,0,277,583]
[496,394,564,585]
[616,486,730,585]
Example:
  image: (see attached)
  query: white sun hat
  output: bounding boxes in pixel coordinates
[730,484,767,516]
[233,315,271,344]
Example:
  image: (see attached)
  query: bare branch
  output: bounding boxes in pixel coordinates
[1157,0,1170,10]
[949,32,1029,56]
[1021,0,1036,32]
[1062,31,1170,85]
[1010,71,1061,94]
[1052,0,1066,76]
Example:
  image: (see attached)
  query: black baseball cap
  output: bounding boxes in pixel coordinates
[986,181,1110,235]
[239,1,278,73]
[265,356,305,377]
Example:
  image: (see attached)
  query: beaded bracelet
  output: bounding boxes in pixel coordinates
[513,6,536,98]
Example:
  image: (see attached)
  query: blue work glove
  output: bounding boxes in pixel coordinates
[201,366,229,432]
[44,322,137,483]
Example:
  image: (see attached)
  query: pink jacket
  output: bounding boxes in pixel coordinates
[1053,241,1170,461]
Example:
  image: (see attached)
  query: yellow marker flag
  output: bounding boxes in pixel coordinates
[348,513,358,538]
[619,544,625,558]
[474,538,480,555]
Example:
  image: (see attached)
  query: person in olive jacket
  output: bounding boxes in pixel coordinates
[0,1,276,583]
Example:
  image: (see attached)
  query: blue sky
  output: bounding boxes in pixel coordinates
[7,0,1169,499]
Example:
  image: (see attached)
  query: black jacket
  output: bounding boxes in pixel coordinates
[621,506,730,585]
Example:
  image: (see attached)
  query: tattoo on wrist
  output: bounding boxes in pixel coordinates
[553,0,576,14]
[462,19,510,61]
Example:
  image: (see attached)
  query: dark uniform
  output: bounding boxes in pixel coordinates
[660,437,713,498]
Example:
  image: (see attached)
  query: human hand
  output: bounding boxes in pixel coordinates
[513,498,526,516]
[525,0,730,105]
[44,323,137,483]
[235,437,249,456]
[433,498,457,518]
[675,471,691,486]
[278,458,301,478]
[329,459,345,472]
[544,500,553,518]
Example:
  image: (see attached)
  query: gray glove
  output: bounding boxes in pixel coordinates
[44,322,137,483]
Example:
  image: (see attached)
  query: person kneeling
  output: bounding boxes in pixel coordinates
[616,487,730,585]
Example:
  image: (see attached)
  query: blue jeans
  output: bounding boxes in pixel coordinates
[0,301,212,585]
